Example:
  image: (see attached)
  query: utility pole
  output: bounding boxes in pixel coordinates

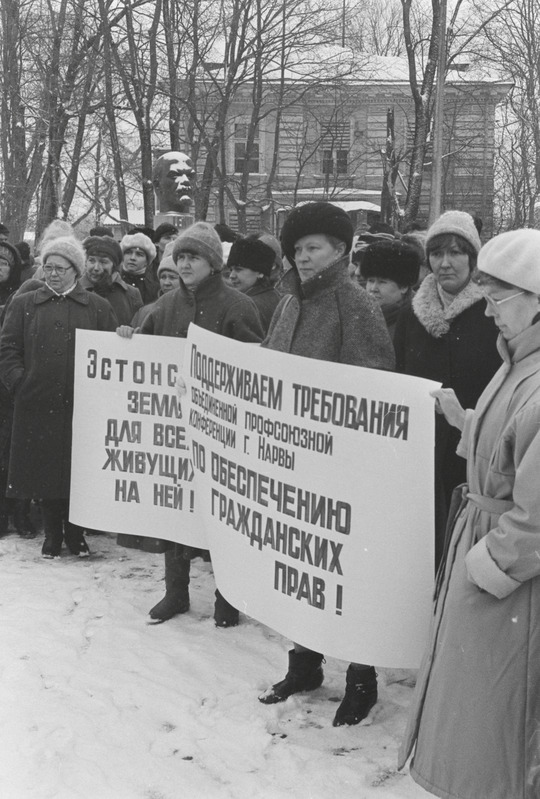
[429,0,447,224]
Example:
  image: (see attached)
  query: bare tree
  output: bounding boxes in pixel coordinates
[474,0,540,227]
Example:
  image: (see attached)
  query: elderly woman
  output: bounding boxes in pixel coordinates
[0,236,117,557]
[394,210,501,568]
[400,228,540,799]
[258,202,395,726]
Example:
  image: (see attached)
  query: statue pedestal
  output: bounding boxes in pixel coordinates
[154,212,194,231]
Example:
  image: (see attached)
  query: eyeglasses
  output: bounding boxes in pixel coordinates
[43,264,74,276]
[484,290,525,307]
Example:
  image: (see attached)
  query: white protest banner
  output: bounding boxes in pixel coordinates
[70,330,204,548]
[185,326,438,668]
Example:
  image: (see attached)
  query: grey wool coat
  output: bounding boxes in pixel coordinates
[399,320,540,799]
[263,257,395,369]
[0,283,117,498]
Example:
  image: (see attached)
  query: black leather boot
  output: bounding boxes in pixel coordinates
[64,520,91,557]
[214,589,239,628]
[149,546,190,621]
[40,500,64,558]
[258,648,324,704]
[332,664,378,726]
[13,499,37,538]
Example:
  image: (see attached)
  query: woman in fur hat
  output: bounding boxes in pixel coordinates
[120,232,159,305]
[393,210,501,569]
[259,201,395,727]
[0,236,117,558]
[360,238,421,337]
[227,235,283,331]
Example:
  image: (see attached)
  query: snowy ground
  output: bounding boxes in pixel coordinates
[0,529,429,799]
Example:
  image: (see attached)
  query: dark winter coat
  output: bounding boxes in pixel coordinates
[382,293,412,339]
[79,272,143,325]
[140,272,264,341]
[244,282,283,333]
[118,272,263,551]
[393,274,501,566]
[400,321,540,799]
[263,256,395,369]
[120,267,159,306]
[129,290,168,330]
[0,283,117,498]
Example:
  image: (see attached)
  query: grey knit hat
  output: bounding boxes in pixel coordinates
[41,236,86,276]
[172,222,223,272]
[425,210,482,254]
[120,232,157,264]
[157,254,181,277]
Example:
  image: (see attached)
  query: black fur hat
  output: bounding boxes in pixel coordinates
[84,236,123,270]
[227,235,275,276]
[360,239,421,287]
[280,202,353,264]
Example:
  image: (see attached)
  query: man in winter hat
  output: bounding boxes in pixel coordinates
[81,236,143,325]
[120,232,158,305]
[117,220,263,627]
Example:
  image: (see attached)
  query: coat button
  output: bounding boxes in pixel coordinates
[55,321,63,327]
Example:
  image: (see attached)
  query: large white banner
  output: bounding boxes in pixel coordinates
[70,330,204,548]
[185,326,438,668]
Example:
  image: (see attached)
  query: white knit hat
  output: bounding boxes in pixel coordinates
[478,229,540,294]
[41,236,86,276]
[425,210,482,253]
[120,232,156,264]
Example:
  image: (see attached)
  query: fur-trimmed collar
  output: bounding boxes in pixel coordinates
[412,273,485,338]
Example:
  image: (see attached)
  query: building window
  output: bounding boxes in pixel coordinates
[320,120,350,176]
[336,149,348,175]
[278,113,305,175]
[322,150,334,175]
[234,122,259,174]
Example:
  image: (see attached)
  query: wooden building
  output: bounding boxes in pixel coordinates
[181,51,511,236]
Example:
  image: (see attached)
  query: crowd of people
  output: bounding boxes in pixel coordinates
[0,206,539,799]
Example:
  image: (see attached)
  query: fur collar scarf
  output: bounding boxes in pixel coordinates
[412,273,485,338]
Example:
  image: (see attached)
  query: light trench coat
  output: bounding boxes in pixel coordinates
[399,319,540,799]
